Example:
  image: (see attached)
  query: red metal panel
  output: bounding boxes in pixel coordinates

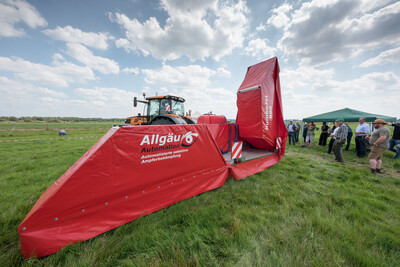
[229,153,282,181]
[19,125,229,258]
[236,57,287,151]
[206,124,240,153]
[197,114,227,124]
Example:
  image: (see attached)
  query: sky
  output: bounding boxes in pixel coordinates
[0,0,399,120]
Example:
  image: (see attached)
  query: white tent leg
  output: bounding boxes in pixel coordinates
[300,121,304,146]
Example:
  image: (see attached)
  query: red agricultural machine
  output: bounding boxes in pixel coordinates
[19,57,288,258]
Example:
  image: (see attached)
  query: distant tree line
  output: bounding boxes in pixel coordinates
[0,116,124,123]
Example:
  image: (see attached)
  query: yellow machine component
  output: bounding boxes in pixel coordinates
[125,116,148,125]
[167,114,180,118]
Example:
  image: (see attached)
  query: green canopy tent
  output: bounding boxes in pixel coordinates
[300,108,397,145]
[303,107,396,123]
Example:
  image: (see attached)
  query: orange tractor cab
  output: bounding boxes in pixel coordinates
[124,94,196,125]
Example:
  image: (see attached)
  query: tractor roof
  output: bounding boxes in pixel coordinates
[145,95,185,102]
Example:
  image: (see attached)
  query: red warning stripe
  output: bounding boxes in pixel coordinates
[275,137,282,150]
[231,142,243,159]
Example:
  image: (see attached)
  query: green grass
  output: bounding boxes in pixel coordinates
[0,121,123,130]
[0,121,121,141]
[0,124,399,266]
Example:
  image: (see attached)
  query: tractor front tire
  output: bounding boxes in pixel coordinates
[150,117,176,125]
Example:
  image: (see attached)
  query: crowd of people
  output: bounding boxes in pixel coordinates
[286,118,400,173]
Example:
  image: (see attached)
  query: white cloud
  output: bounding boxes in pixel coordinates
[277,0,400,66]
[0,0,47,37]
[115,38,130,51]
[142,64,218,89]
[159,86,169,93]
[69,99,87,105]
[75,87,135,104]
[267,3,292,29]
[160,0,218,18]
[280,66,400,119]
[74,87,139,117]
[0,76,141,117]
[0,76,67,116]
[256,23,266,32]
[359,47,400,68]
[282,66,400,95]
[180,87,236,118]
[43,26,111,50]
[205,87,235,97]
[281,66,336,91]
[244,38,276,59]
[66,43,120,74]
[40,96,61,104]
[216,67,231,77]
[0,56,95,87]
[122,67,140,75]
[110,0,249,61]
[336,71,400,93]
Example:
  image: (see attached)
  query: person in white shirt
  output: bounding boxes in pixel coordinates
[354,117,370,157]
[287,120,296,145]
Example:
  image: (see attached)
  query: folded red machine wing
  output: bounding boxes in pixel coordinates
[19,57,287,258]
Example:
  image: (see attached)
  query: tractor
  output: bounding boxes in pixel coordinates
[124,93,196,125]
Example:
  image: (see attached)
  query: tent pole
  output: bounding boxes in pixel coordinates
[300,121,304,146]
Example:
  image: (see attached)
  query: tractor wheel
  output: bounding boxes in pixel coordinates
[150,117,176,125]
[185,118,197,124]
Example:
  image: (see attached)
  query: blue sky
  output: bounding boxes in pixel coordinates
[0,0,399,120]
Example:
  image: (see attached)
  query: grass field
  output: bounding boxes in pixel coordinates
[1,122,399,266]
[0,121,125,130]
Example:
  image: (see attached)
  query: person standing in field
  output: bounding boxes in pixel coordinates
[287,120,296,145]
[305,122,316,148]
[327,122,337,154]
[319,122,329,146]
[302,122,308,143]
[345,124,353,151]
[295,121,300,142]
[333,118,348,162]
[387,121,400,159]
[354,117,370,157]
[367,119,391,173]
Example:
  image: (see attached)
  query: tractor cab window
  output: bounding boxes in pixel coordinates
[160,98,170,114]
[148,99,160,118]
[171,100,184,117]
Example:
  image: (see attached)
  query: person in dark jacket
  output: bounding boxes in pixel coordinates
[319,122,329,146]
[287,120,296,145]
[302,123,308,143]
[345,124,353,151]
[327,122,336,154]
[388,122,400,159]
[295,121,300,142]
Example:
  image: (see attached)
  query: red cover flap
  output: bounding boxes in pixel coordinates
[236,57,287,150]
[19,125,229,258]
